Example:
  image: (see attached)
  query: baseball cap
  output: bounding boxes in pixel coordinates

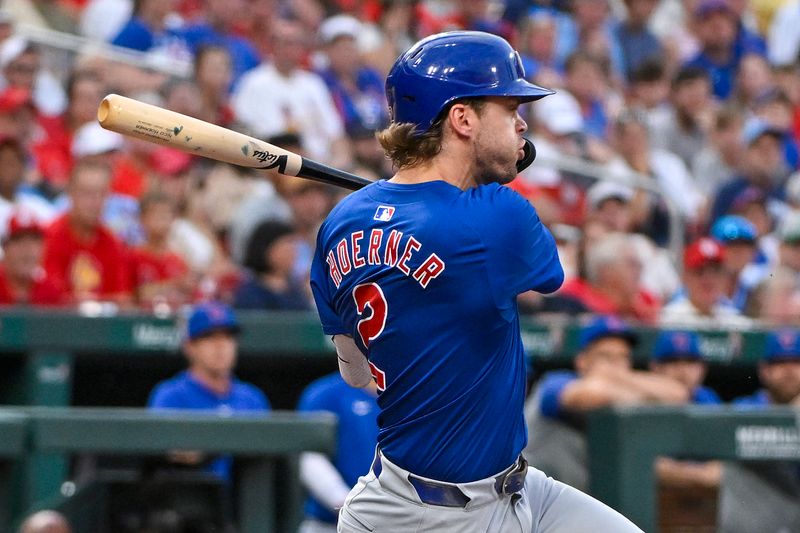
[710,215,757,243]
[579,315,638,350]
[694,0,733,17]
[779,211,800,244]
[533,90,583,136]
[0,87,33,113]
[652,331,702,362]
[587,181,634,210]
[764,329,800,363]
[319,14,362,45]
[742,118,783,147]
[5,210,45,242]
[186,301,241,340]
[684,237,725,271]
[71,122,124,158]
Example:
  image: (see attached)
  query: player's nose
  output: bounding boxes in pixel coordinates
[516,113,527,134]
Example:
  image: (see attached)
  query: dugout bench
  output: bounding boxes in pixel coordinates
[0,408,336,533]
[587,405,800,532]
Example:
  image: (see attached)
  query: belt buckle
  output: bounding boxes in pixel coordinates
[499,457,527,495]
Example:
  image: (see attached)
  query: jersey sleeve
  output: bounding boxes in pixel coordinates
[538,372,576,419]
[147,382,181,409]
[473,185,564,300]
[310,227,347,336]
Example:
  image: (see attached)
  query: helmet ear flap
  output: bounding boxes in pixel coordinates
[516,138,536,173]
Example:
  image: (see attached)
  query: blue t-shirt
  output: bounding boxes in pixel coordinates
[733,389,771,407]
[310,180,563,482]
[147,370,270,479]
[177,23,260,86]
[298,373,379,523]
[693,385,722,405]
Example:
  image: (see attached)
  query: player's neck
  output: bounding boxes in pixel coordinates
[391,152,477,190]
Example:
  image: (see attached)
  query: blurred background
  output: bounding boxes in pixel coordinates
[1,0,800,532]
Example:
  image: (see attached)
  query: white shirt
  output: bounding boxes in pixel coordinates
[768,0,800,66]
[607,149,705,221]
[231,63,344,164]
[660,296,753,329]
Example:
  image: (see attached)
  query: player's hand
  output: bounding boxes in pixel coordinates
[167,450,206,465]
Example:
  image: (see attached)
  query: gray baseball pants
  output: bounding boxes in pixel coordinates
[337,450,642,533]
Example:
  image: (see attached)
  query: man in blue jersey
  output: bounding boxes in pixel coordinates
[717,329,800,533]
[297,374,379,533]
[524,316,689,493]
[649,330,721,405]
[310,31,642,532]
[148,301,270,480]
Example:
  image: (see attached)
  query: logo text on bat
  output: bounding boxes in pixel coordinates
[253,150,289,172]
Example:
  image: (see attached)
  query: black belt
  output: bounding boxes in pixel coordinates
[370,453,527,509]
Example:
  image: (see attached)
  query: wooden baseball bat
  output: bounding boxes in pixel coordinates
[97,94,373,191]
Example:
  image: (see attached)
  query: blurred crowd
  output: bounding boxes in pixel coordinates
[3,0,800,327]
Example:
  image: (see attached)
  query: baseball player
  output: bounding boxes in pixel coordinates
[309,31,642,532]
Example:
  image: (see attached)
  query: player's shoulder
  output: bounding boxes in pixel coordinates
[319,183,380,228]
[465,183,535,214]
[147,373,190,407]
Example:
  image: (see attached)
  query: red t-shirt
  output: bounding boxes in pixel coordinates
[42,214,131,301]
[559,277,661,324]
[129,246,189,304]
[0,264,65,306]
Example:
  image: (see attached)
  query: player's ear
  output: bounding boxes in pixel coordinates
[446,102,476,139]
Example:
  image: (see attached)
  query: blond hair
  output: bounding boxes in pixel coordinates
[377,98,486,170]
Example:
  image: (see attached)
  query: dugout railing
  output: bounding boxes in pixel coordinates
[0,309,781,532]
[0,407,336,533]
[587,405,800,533]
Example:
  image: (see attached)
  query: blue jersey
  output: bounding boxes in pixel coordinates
[148,371,270,479]
[310,180,563,482]
[298,373,379,523]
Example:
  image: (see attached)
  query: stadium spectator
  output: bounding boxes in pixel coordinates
[0,211,63,306]
[556,0,624,81]
[776,211,800,274]
[749,266,800,326]
[733,53,776,111]
[0,86,37,145]
[147,301,270,480]
[523,315,688,492]
[683,0,764,100]
[0,136,56,240]
[17,510,72,533]
[316,15,389,135]
[231,21,351,168]
[193,45,234,126]
[711,215,767,313]
[661,237,751,328]
[0,36,67,116]
[297,374,379,533]
[717,329,800,533]
[750,89,800,170]
[584,181,680,302]
[607,109,704,244]
[557,232,661,323]
[33,70,107,189]
[709,118,787,224]
[563,51,613,142]
[42,159,131,306]
[613,0,662,82]
[691,106,744,196]
[649,66,714,168]
[626,60,671,132]
[177,0,260,85]
[233,220,309,311]
[129,191,191,310]
[111,0,185,57]
[517,10,563,87]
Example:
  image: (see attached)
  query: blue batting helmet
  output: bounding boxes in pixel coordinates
[385,31,554,135]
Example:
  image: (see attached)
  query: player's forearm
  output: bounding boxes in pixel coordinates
[299,452,352,512]
[604,369,690,404]
[333,335,373,388]
[655,457,721,489]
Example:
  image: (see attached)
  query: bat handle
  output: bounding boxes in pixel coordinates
[300,160,374,191]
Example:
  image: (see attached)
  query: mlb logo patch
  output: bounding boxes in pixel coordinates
[374,206,395,222]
